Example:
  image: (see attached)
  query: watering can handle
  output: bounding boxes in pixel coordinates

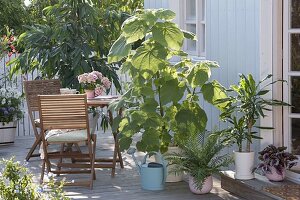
[142,152,167,184]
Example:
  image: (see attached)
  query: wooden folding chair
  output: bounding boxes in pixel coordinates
[38,94,96,189]
[23,79,61,161]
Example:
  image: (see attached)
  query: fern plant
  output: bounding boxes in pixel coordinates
[165,131,232,189]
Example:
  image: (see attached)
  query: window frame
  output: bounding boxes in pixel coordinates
[180,0,206,58]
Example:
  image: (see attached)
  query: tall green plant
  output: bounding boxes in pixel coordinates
[216,74,289,152]
[108,9,227,153]
[8,0,141,89]
[165,131,232,189]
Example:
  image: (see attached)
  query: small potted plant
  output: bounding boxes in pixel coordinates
[165,131,232,194]
[253,145,298,181]
[77,71,111,98]
[216,74,289,180]
[0,87,23,143]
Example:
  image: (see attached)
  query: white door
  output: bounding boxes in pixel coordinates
[283,0,300,178]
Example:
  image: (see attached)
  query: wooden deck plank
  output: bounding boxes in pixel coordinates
[0,132,242,200]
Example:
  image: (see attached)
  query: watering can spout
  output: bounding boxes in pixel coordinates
[127,147,141,174]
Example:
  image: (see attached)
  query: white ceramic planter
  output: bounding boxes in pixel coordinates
[0,121,17,144]
[234,151,255,180]
[188,175,213,194]
[265,166,286,182]
[165,146,184,182]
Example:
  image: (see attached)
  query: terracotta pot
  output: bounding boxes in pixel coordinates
[234,151,255,180]
[265,166,286,181]
[85,90,95,98]
[188,175,213,194]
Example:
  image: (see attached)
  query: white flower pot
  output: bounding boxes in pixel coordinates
[234,151,255,180]
[0,121,17,144]
[165,146,184,182]
[189,175,213,194]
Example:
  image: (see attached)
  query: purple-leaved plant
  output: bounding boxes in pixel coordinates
[253,145,298,175]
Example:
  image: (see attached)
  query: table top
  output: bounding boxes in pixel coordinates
[87,95,120,107]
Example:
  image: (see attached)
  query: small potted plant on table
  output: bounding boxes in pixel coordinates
[165,131,232,194]
[253,145,298,181]
[0,87,23,144]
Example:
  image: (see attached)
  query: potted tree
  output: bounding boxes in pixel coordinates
[253,145,298,181]
[108,9,227,182]
[0,87,23,144]
[216,74,289,180]
[165,131,232,194]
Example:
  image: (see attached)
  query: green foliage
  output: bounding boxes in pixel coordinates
[215,74,290,152]
[108,9,227,153]
[0,0,28,35]
[8,0,142,89]
[165,131,232,190]
[0,157,69,200]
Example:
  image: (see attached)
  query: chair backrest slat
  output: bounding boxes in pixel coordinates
[38,94,89,131]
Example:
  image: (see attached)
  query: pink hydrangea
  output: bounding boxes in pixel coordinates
[91,71,103,79]
[77,71,111,91]
[95,86,105,96]
[101,77,111,89]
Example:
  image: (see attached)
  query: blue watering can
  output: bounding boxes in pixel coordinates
[127,148,167,191]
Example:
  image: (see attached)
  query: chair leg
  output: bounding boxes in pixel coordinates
[114,134,124,169]
[40,159,46,184]
[57,143,65,176]
[26,134,42,161]
[92,134,97,181]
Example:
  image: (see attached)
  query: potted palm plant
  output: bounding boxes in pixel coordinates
[216,74,289,180]
[0,87,23,143]
[253,145,298,181]
[165,131,232,194]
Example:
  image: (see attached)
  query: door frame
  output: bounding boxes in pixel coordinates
[259,0,283,149]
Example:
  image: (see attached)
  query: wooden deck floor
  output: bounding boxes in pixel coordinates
[0,132,242,200]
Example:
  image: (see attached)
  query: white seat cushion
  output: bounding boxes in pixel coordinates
[46,129,88,143]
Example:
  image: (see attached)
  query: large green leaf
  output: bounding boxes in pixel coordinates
[154,9,176,21]
[152,22,184,50]
[187,63,211,88]
[160,79,185,105]
[108,36,132,63]
[141,98,159,113]
[182,30,196,40]
[174,103,207,138]
[202,80,228,110]
[132,42,167,73]
[122,17,148,43]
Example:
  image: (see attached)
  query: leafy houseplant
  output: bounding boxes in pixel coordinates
[0,157,70,200]
[108,9,227,153]
[253,145,298,181]
[216,74,289,179]
[165,132,232,194]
